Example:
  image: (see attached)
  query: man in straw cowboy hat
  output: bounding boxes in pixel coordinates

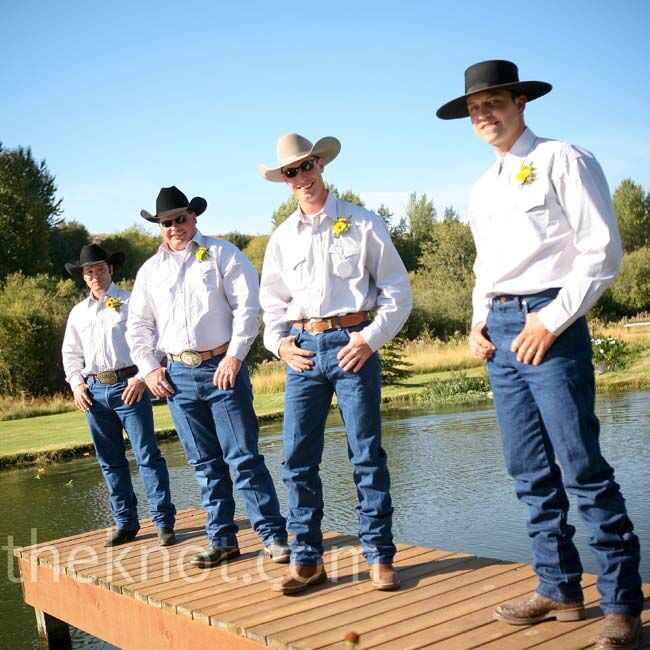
[127,186,289,567]
[258,134,412,594]
[62,244,177,547]
[437,60,643,649]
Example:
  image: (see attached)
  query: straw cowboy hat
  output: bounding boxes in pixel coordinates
[140,186,207,223]
[65,244,125,279]
[258,133,341,182]
[436,60,552,120]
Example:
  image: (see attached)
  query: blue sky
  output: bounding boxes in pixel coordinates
[2,0,649,237]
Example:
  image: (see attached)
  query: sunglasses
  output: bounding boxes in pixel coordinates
[160,214,188,228]
[282,158,317,179]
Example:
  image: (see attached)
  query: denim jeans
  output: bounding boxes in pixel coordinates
[282,323,395,567]
[486,290,643,616]
[86,378,176,530]
[166,356,286,547]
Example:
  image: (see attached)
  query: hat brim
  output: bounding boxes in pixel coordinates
[436,81,552,120]
[65,252,126,279]
[259,136,341,183]
[140,197,207,222]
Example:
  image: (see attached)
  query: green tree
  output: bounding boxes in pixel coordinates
[409,219,476,338]
[0,273,80,396]
[376,204,393,228]
[608,246,650,315]
[217,231,253,251]
[0,143,62,278]
[612,179,650,252]
[243,235,270,273]
[99,225,162,280]
[49,220,91,278]
[405,192,437,242]
[379,332,412,384]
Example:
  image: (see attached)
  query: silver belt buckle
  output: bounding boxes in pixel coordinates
[179,350,203,367]
[305,318,327,335]
[97,370,118,384]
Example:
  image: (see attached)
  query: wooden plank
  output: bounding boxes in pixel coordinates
[19,558,262,650]
[34,609,72,649]
[266,560,526,649]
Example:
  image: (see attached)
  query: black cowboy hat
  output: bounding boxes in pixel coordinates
[65,244,125,279]
[436,60,552,120]
[140,185,207,223]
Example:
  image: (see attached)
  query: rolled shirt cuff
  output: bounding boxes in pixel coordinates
[68,374,85,390]
[227,338,251,362]
[135,355,163,378]
[359,322,388,353]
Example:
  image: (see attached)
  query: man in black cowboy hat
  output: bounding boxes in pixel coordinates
[62,244,176,547]
[438,60,643,649]
[127,186,289,567]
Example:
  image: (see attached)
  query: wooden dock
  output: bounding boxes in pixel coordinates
[15,508,649,649]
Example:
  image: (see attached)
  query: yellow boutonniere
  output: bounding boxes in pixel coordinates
[332,217,351,238]
[516,162,536,187]
[104,297,123,312]
[195,246,209,262]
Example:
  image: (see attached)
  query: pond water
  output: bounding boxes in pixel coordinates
[1,391,648,649]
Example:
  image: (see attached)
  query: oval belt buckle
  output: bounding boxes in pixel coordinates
[179,350,203,368]
[97,370,118,384]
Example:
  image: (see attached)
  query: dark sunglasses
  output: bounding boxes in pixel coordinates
[282,158,317,179]
[160,214,188,228]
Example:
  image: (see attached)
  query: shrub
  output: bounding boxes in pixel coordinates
[0,273,80,396]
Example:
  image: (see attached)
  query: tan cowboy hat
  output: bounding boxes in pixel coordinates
[258,133,341,182]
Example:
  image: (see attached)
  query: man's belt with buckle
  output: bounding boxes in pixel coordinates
[294,311,370,335]
[90,365,138,385]
[168,342,230,368]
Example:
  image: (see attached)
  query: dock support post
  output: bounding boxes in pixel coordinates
[34,608,72,649]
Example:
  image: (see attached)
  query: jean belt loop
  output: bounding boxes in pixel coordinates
[335,315,343,330]
[521,297,529,314]
[300,319,305,333]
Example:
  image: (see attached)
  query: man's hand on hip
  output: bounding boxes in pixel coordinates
[469,321,496,360]
[279,336,314,372]
[121,377,146,405]
[213,355,242,390]
[145,367,175,398]
[72,384,92,412]
[337,331,373,372]
[511,312,557,365]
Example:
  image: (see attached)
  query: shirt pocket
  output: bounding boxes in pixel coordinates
[281,252,308,287]
[514,188,548,237]
[329,242,360,279]
[198,262,219,291]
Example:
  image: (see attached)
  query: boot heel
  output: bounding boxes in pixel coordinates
[555,608,586,622]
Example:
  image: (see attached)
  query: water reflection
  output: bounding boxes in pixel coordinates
[2,392,648,648]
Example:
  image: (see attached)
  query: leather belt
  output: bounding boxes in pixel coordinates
[294,311,369,335]
[89,365,138,385]
[167,342,229,368]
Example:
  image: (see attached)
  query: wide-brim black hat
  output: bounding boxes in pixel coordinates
[65,244,125,279]
[140,185,207,223]
[436,60,552,120]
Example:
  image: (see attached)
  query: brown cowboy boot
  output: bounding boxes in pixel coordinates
[593,613,641,650]
[271,564,327,595]
[369,563,400,591]
[494,592,585,625]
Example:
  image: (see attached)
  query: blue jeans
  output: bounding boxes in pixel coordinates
[486,290,643,616]
[86,378,176,530]
[282,323,395,567]
[166,356,286,547]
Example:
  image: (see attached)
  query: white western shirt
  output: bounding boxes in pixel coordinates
[62,283,138,390]
[127,231,260,377]
[469,127,622,335]
[259,193,412,355]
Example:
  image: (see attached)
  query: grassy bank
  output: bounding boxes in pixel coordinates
[2,330,649,469]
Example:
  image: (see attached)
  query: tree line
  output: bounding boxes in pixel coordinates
[1,142,649,396]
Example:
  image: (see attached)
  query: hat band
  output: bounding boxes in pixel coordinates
[465,80,516,95]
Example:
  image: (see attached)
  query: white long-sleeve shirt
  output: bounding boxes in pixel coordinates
[259,193,412,355]
[127,231,260,377]
[469,128,622,335]
[62,283,138,390]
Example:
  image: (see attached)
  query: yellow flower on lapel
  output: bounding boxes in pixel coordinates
[332,217,351,238]
[195,246,209,262]
[104,297,123,312]
[516,162,536,187]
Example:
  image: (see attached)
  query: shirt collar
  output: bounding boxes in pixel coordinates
[291,192,338,232]
[504,127,537,163]
[87,281,119,306]
[159,229,206,255]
